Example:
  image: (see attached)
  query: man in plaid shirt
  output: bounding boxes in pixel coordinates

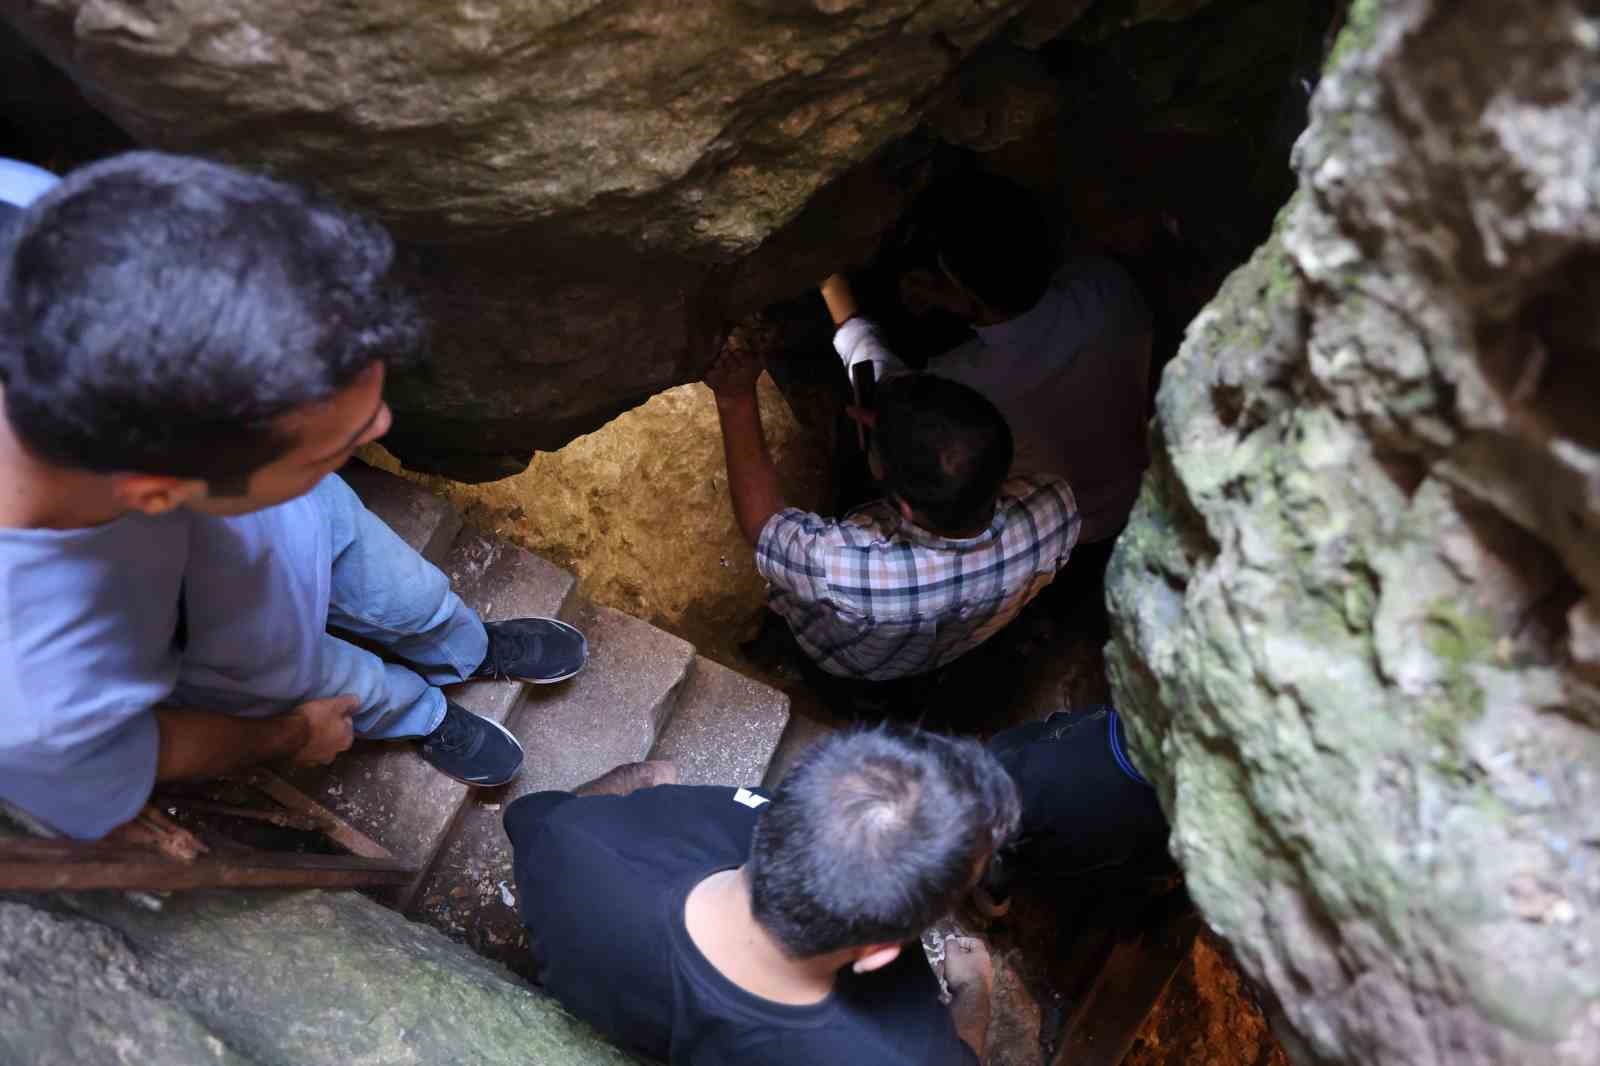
[705,338,1079,684]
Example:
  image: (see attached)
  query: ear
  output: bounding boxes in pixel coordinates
[895,496,917,524]
[851,942,902,975]
[111,475,208,516]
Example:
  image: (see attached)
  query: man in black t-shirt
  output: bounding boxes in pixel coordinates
[504,726,1020,1065]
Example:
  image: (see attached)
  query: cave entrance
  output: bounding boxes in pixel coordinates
[374,0,1344,732]
[360,5,1340,1062]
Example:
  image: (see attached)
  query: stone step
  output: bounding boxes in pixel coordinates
[405,600,696,969]
[338,458,462,566]
[761,712,838,790]
[285,529,578,910]
[648,656,789,788]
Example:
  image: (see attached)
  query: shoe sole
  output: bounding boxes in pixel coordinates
[506,622,589,685]
[424,713,526,789]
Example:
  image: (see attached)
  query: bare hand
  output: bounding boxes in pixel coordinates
[704,332,765,399]
[943,936,993,1059]
[290,695,357,766]
[942,936,994,998]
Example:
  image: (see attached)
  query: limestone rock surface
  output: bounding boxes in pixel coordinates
[1106,2,1600,1064]
[1,0,1298,478]
[0,892,638,1066]
[0,900,252,1066]
[0,0,1045,476]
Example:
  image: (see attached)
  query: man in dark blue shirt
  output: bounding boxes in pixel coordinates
[505,726,1019,1065]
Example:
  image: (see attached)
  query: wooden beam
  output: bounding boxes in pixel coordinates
[241,769,396,861]
[0,838,416,892]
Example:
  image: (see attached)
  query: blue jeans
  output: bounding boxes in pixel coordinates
[314,475,486,739]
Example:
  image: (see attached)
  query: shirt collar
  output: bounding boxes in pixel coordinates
[851,499,1005,549]
[973,282,1060,351]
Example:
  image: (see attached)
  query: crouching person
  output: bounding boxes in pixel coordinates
[0,152,587,842]
[504,726,1021,1064]
[705,335,1080,715]
[975,705,1175,917]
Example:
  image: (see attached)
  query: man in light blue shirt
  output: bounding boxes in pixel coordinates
[0,153,587,840]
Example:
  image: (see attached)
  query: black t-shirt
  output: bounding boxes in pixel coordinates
[505,784,978,1066]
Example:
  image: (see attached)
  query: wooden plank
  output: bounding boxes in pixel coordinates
[242,769,396,860]
[153,795,323,833]
[0,839,416,892]
[1050,889,1202,1066]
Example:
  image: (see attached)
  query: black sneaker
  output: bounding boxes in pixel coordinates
[471,618,588,685]
[418,701,524,787]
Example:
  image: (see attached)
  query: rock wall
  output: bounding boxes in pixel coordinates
[0,891,638,1065]
[0,0,1321,478]
[1106,1,1600,1064]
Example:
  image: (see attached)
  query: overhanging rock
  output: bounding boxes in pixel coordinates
[1107,1,1600,1063]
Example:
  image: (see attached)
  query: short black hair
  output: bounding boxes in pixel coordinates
[920,172,1054,315]
[872,373,1014,532]
[748,725,1020,959]
[0,151,422,483]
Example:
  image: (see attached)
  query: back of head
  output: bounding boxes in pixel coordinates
[873,373,1014,532]
[747,725,1020,959]
[919,172,1054,317]
[0,151,422,483]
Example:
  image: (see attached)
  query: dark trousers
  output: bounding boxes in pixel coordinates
[987,708,1174,886]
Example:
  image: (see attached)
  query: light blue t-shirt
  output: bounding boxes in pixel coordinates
[0,497,332,839]
[0,512,188,838]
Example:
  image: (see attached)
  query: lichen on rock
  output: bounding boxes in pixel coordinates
[0,890,641,1066]
[1107,2,1600,1063]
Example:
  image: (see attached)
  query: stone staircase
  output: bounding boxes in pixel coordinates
[290,461,792,963]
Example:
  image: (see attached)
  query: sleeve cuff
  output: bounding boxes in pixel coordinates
[832,317,902,376]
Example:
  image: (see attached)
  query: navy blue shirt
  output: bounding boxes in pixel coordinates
[505,784,978,1066]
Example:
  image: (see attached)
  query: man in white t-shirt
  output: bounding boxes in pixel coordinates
[829,173,1153,548]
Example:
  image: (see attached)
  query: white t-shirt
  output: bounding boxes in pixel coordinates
[835,257,1153,543]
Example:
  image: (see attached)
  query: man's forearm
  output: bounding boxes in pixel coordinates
[949,983,991,1063]
[153,707,309,782]
[715,392,786,546]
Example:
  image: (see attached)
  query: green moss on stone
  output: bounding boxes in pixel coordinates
[1327,0,1382,71]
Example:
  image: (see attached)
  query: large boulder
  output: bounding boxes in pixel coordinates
[0,891,638,1065]
[0,0,1040,476]
[0,0,1303,478]
[1107,1,1600,1064]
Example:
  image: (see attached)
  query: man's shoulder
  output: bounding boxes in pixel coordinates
[757,504,901,585]
[1049,256,1151,331]
[1000,474,1076,514]
[731,1014,973,1066]
[522,785,766,859]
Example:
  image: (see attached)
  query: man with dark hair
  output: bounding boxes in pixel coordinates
[0,152,587,841]
[505,725,1020,1064]
[705,337,1078,684]
[833,171,1153,551]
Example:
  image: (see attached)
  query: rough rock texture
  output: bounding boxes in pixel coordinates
[0,0,1029,476]
[365,375,824,665]
[1106,2,1600,1065]
[0,0,1316,478]
[0,891,639,1066]
[0,900,252,1066]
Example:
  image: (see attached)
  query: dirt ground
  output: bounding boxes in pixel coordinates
[1124,935,1292,1066]
[369,380,1289,1066]
[363,374,825,668]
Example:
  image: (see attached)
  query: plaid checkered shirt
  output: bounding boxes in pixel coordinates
[755,475,1081,681]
